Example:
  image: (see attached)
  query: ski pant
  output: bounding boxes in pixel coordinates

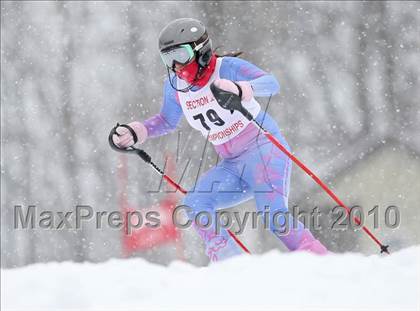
[182,111,325,261]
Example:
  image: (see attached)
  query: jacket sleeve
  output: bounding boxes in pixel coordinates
[143,78,183,137]
[219,56,280,97]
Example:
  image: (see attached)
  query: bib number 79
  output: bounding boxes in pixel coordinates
[193,109,225,131]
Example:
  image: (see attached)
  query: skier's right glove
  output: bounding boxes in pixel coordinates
[113,121,148,148]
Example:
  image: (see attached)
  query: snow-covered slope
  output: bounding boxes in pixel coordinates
[2,247,419,311]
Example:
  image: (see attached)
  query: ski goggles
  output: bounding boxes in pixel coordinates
[160,44,195,69]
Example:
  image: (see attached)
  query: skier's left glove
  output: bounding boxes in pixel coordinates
[113,121,148,148]
[212,79,254,102]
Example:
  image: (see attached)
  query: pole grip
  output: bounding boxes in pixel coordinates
[108,123,151,163]
[210,81,254,121]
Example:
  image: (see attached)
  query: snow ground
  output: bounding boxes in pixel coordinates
[2,246,419,311]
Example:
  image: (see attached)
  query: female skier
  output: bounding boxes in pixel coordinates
[113,18,328,261]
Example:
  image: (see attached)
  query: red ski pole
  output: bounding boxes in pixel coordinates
[109,124,251,254]
[210,82,389,254]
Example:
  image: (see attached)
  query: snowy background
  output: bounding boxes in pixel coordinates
[1,1,420,309]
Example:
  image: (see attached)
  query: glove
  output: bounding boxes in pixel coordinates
[212,79,254,101]
[113,121,148,148]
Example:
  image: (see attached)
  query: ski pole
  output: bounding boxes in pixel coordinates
[108,123,251,254]
[210,82,390,254]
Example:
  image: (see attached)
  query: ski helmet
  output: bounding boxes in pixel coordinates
[158,18,213,70]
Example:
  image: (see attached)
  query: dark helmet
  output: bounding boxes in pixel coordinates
[158,18,213,68]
